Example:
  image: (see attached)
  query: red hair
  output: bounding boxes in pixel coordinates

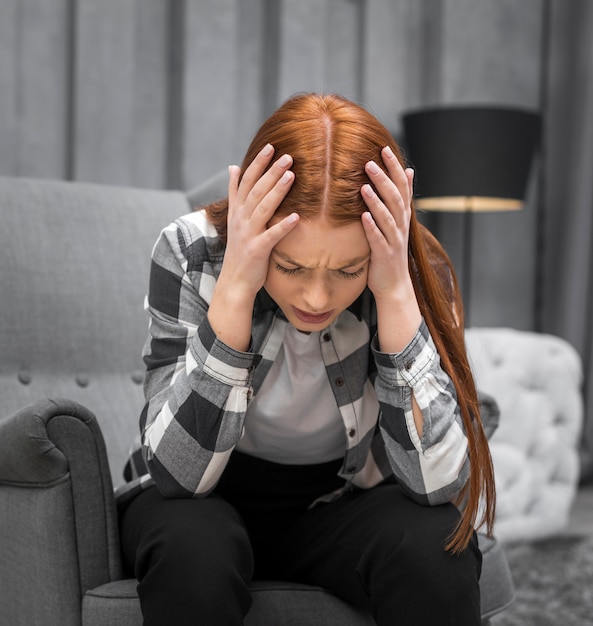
[206,93,495,553]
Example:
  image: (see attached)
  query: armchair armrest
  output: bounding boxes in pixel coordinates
[0,398,123,626]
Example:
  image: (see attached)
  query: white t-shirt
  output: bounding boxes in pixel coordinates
[237,325,346,464]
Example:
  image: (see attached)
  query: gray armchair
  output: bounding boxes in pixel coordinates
[0,176,514,625]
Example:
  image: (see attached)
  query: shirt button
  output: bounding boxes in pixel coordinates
[347,466,356,473]
[335,377,344,387]
[348,429,356,438]
[404,360,414,371]
[322,333,331,342]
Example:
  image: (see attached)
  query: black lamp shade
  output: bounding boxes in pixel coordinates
[402,107,540,208]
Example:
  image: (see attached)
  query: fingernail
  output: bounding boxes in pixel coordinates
[366,161,380,175]
[261,143,273,157]
[383,146,395,159]
[280,170,293,184]
[278,154,292,167]
[362,184,375,197]
[287,213,299,224]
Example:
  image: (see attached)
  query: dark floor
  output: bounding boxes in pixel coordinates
[489,486,593,625]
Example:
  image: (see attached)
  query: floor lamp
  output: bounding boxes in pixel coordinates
[402,106,540,324]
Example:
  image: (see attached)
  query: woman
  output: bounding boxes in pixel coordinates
[120,93,496,625]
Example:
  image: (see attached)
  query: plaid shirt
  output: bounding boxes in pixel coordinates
[118,210,480,508]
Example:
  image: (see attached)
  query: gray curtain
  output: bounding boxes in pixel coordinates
[541,0,593,481]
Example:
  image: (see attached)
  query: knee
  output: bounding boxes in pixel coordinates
[395,521,481,589]
[126,492,254,624]
[361,506,481,624]
[142,496,253,582]
[361,502,481,597]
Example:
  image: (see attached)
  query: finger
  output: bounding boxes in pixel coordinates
[381,146,411,203]
[251,168,295,225]
[246,153,293,211]
[360,210,389,252]
[235,143,276,205]
[260,211,300,250]
[361,183,395,238]
[227,165,241,213]
[365,159,408,223]
[405,167,415,201]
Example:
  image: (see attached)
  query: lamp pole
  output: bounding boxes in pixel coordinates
[461,204,474,326]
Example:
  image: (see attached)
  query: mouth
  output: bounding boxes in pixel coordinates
[292,307,334,325]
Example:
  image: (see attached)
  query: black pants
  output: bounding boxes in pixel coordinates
[120,452,482,626]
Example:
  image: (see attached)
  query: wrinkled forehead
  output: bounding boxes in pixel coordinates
[270,216,370,269]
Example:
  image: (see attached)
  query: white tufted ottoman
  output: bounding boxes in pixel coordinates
[465,328,584,543]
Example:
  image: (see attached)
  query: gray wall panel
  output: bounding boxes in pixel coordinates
[437,0,543,328]
[235,0,268,158]
[182,0,240,187]
[130,0,169,188]
[362,0,423,133]
[0,0,548,331]
[442,0,543,107]
[0,0,18,176]
[73,0,138,184]
[325,0,363,102]
[279,0,328,100]
[16,0,70,178]
[0,0,70,178]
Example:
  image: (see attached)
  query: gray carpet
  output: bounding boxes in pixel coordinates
[490,535,593,625]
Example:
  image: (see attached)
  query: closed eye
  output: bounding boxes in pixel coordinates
[275,263,366,280]
[275,263,302,276]
[337,267,366,279]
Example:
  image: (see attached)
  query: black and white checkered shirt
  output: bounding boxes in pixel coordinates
[118,210,479,508]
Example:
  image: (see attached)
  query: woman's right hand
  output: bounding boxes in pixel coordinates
[207,144,299,351]
[222,144,298,299]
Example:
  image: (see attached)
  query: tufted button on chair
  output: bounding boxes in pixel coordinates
[0,175,515,625]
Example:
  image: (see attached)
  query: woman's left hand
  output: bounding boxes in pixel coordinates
[360,146,415,301]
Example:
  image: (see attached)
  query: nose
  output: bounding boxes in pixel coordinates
[302,275,332,312]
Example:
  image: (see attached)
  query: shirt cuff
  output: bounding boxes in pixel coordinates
[371,319,437,387]
[189,315,262,386]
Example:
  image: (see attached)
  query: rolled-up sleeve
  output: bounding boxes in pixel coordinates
[371,320,470,505]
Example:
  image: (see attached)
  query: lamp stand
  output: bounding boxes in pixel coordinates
[461,209,473,327]
[416,195,525,327]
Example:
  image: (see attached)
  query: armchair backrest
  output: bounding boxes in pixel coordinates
[0,177,190,487]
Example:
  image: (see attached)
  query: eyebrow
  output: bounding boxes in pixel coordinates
[272,250,370,271]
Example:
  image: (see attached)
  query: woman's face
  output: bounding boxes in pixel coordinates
[264,217,370,332]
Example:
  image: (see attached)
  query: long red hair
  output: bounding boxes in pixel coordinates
[206,93,495,553]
